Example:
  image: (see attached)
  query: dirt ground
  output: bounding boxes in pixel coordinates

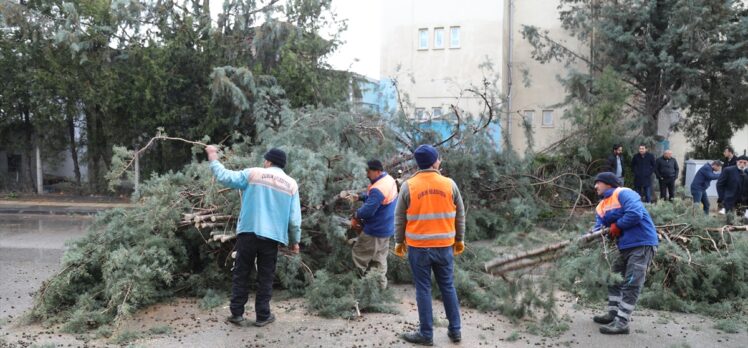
[1,282,745,348]
[1,212,746,348]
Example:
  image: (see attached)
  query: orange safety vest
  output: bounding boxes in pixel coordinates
[405,171,457,248]
[368,174,398,205]
[596,187,623,219]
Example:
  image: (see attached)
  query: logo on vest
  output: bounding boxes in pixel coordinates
[417,188,446,200]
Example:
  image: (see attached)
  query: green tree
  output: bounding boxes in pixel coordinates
[522,0,748,149]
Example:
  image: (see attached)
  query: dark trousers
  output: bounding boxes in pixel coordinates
[230,233,278,321]
[607,246,656,323]
[634,184,652,203]
[659,177,676,201]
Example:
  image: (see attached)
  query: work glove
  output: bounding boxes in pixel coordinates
[609,223,622,239]
[453,241,465,256]
[394,243,407,258]
[350,216,363,232]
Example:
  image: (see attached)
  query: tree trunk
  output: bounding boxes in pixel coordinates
[85,106,99,193]
[67,107,82,193]
[22,107,36,192]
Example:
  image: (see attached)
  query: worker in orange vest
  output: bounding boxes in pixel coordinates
[394,145,465,345]
[349,159,398,289]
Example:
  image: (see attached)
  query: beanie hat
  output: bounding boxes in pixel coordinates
[367,160,384,171]
[414,145,439,169]
[264,148,287,168]
[594,172,620,188]
[737,155,748,162]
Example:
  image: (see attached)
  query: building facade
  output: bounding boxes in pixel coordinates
[380,0,577,152]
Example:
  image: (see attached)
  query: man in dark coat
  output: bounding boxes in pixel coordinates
[631,144,655,203]
[723,146,737,168]
[654,150,679,201]
[606,144,625,185]
[717,155,748,223]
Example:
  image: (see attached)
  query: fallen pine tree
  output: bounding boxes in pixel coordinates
[26,84,582,333]
[485,223,748,275]
[488,199,748,320]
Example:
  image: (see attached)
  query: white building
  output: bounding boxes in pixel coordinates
[380,0,579,152]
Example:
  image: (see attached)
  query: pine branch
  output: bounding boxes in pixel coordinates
[110,132,210,183]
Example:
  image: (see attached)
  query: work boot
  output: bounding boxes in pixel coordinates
[448,330,462,343]
[592,310,617,324]
[599,317,630,335]
[226,315,249,326]
[401,332,433,346]
[254,313,276,327]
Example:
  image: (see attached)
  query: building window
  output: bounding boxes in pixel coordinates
[450,26,460,48]
[542,110,554,127]
[415,107,426,121]
[523,110,534,125]
[418,29,428,49]
[432,107,442,119]
[434,28,444,49]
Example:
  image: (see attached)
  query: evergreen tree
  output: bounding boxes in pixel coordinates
[522,0,748,148]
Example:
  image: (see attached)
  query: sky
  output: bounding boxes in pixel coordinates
[209,0,381,79]
[325,1,381,79]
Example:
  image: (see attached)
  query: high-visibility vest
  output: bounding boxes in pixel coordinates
[368,174,397,205]
[405,171,456,248]
[596,187,623,219]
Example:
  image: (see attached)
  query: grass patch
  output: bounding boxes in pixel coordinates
[713,319,740,333]
[147,325,172,335]
[94,325,113,339]
[526,316,571,337]
[506,331,520,342]
[668,343,691,348]
[199,289,226,310]
[30,344,57,348]
[112,330,141,345]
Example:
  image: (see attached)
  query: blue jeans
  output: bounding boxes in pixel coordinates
[691,189,709,214]
[408,246,461,339]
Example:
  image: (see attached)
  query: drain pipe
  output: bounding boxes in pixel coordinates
[505,0,514,150]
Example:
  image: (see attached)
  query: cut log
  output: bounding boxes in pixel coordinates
[484,228,608,273]
[220,234,237,243]
[705,225,748,232]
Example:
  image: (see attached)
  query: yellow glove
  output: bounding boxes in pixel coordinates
[453,241,465,256]
[394,243,407,258]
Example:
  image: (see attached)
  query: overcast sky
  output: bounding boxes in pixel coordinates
[325,1,381,79]
[209,0,381,79]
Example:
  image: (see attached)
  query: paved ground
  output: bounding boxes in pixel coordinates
[0,196,132,215]
[0,210,746,348]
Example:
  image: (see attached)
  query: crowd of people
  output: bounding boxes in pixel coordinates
[606,144,748,221]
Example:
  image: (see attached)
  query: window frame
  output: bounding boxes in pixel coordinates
[433,27,445,49]
[523,110,534,125]
[449,26,461,48]
[541,110,554,127]
[418,28,429,50]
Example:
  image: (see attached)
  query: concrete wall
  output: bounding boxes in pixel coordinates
[380,0,504,147]
[505,0,585,154]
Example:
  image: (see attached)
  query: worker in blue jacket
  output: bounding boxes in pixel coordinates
[690,161,722,214]
[343,160,398,289]
[591,172,658,335]
[207,146,302,328]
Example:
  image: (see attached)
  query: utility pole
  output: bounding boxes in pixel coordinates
[35,144,42,195]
